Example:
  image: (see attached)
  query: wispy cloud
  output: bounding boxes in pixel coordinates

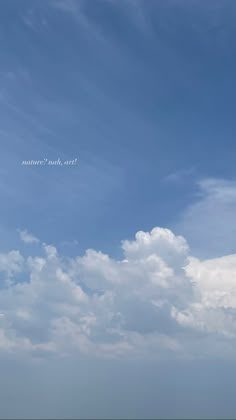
[176,178,236,257]
[162,167,196,185]
[18,229,39,244]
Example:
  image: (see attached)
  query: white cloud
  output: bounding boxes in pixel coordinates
[0,250,24,277]
[18,229,39,244]
[172,253,236,339]
[176,178,236,258]
[122,227,189,266]
[1,225,236,359]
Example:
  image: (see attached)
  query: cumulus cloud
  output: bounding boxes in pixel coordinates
[1,226,236,359]
[173,254,236,340]
[0,250,24,277]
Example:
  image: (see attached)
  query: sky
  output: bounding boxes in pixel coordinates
[1,0,236,418]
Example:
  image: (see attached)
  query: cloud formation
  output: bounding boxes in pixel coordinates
[18,229,39,244]
[1,226,236,359]
[176,178,236,257]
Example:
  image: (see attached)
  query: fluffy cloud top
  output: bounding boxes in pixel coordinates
[0,227,236,359]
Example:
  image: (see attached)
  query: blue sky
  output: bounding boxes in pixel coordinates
[2,1,236,418]
[1,0,236,256]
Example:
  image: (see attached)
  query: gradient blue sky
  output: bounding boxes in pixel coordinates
[2,1,236,418]
[1,0,236,256]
